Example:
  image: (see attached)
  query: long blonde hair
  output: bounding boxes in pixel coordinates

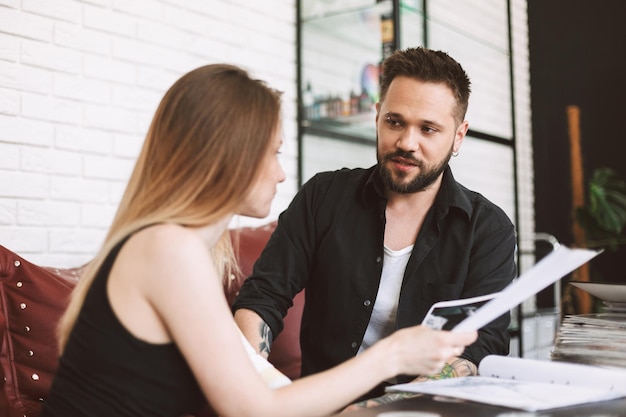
[58,64,282,350]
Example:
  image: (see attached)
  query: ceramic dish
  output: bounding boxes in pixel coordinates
[569,281,626,303]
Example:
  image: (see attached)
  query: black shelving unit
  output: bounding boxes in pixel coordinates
[297,0,530,357]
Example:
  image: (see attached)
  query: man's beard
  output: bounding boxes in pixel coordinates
[378,147,453,194]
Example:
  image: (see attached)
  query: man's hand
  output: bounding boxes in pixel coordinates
[341,357,477,412]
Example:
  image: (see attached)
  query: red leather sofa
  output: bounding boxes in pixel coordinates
[0,221,304,417]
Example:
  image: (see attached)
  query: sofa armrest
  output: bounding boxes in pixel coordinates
[0,245,82,417]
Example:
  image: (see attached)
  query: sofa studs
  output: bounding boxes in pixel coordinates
[31,374,39,381]
[24,326,31,332]
[27,350,34,357]
[17,281,23,287]
[20,303,27,310]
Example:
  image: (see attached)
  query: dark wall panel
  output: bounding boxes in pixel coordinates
[529,0,626,285]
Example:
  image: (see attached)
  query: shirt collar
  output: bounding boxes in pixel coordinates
[362,165,386,207]
[361,165,473,222]
[436,166,473,222]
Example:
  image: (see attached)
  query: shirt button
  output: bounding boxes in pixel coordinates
[351,342,358,348]
[363,299,371,307]
[375,256,382,263]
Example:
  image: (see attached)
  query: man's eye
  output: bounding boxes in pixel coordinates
[385,117,402,128]
[422,126,436,134]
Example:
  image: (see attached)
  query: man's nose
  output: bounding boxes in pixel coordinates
[396,126,421,152]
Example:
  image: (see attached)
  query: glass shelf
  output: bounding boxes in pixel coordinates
[302,111,377,145]
[300,0,391,148]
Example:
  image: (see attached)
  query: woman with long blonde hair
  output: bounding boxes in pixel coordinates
[42,64,476,417]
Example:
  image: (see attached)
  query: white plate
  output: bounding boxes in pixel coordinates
[569,281,626,303]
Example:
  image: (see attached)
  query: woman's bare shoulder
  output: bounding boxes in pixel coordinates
[132,223,209,254]
[121,224,215,279]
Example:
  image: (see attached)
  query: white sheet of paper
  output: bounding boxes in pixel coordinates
[453,245,600,332]
[478,355,626,393]
[387,375,623,412]
[387,355,626,411]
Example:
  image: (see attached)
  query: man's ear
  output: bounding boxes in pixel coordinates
[454,120,469,153]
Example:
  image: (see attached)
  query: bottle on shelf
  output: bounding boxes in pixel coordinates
[350,90,359,115]
[302,82,315,120]
[359,88,373,114]
[380,11,395,60]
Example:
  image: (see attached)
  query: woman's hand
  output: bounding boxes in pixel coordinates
[384,326,477,378]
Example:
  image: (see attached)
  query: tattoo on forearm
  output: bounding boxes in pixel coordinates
[449,358,477,377]
[374,392,418,405]
[346,392,420,411]
[258,322,273,356]
[424,358,478,380]
[345,359,479,412]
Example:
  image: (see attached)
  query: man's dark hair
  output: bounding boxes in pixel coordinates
[379,47,471,123]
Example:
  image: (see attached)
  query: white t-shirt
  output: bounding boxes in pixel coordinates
[358,244,413,354]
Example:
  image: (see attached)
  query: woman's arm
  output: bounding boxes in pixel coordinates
[136,225,476,417]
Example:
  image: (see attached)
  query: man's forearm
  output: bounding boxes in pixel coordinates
[417,356,477,381]
[342,357,478,412]
[234,308,273,358]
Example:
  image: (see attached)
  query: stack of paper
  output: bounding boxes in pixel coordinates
[552,281,626,368]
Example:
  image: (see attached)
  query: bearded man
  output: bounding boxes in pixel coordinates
[233,46,516,402]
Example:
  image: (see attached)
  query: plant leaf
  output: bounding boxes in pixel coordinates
[584,168,626,234]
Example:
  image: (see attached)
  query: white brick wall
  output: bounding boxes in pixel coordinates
[0,0,532,279]
[0,0,298,267]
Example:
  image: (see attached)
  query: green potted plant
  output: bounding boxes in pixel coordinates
[575,167,626,250]
[563,167,626,314]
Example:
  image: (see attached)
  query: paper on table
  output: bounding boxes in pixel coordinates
[386,374,624,412]
[386,355,626,411]
[479,355,626,392]
[453,245,600,332]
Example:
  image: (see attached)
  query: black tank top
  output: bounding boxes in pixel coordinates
[42,234,207,417]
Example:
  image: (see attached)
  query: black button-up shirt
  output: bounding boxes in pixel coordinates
[233,165,516,381]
